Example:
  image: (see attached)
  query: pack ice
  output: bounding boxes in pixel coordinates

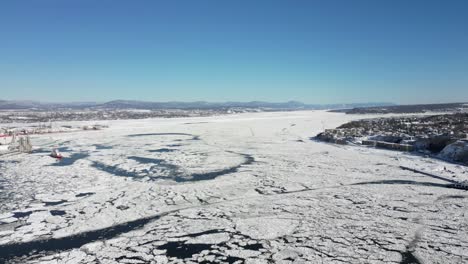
[0,111,467,263]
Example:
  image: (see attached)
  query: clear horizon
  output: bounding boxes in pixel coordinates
[1,1,467,104]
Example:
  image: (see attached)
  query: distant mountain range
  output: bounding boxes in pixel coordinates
[331,102,468,114]
[0,100,98,110]
[0,100,394,111]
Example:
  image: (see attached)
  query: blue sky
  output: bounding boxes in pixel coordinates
[1,1,467,104]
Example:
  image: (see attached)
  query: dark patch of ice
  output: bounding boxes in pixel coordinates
[173,229,224,238]
[157,241,213,259]
[115,255,148,263]
[93,144,113,150]
[167,144,183,147]
[0,212,169,262]
[50,210,66,216]
[127,133,193,137]
[0,160,19,165]
[127,156,162,164]
[91,158,176,181]
[127,132,200,141]
[49,153,89,167]
[13,211,33,218]
[351,180,450,189]
[400,251,421,264]
[92,153,254,183]
[128,156,180,171]
[44,200,67,206]
[400,166,457,183]
[148,148,176,153]
[442,195,466,199]
[56,147,71,153]
[92,162,141,178]
[75,192,95,198]
[116,205,129,210]
[242,243,263,250]
[184,122,209,125]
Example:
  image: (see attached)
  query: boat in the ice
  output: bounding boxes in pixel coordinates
[50,148,63,159]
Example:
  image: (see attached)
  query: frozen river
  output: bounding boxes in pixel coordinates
[0,111,467,263]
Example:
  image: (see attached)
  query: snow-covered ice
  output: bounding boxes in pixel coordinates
[0,110,467,263]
